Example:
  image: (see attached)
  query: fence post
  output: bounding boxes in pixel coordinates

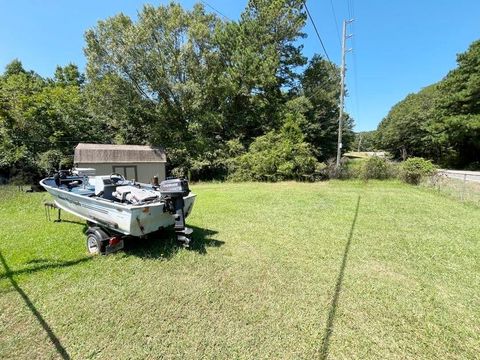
[461,173,467,202]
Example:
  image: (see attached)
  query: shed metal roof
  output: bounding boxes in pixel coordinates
[74,143,166,164]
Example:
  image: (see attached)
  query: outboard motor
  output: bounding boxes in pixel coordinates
[159,178,192,246]
[53,170,72,187]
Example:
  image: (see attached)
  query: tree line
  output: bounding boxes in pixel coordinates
[370,40,480,170]
[0,0,354,184]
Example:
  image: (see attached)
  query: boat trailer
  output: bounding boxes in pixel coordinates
[44,177,194,255]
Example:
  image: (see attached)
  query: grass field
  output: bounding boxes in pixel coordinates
[0,181,479,359]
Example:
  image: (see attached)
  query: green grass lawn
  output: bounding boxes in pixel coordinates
[0,181,479,359]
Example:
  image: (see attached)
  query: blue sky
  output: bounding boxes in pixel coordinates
[1,1,479,131]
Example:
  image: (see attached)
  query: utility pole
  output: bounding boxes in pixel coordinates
[336,19,354,168]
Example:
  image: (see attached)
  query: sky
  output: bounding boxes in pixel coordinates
[0,0,479,131]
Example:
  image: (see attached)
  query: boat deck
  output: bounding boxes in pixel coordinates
[42,177,163,205]
[43,178,96,196]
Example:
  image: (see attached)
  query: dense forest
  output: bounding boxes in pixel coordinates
[375,40,480,169]
[0,0,354,183]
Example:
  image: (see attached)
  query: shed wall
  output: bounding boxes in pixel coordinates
[78,162,166,183]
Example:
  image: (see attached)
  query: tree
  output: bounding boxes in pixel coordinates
[0,60,103,181]
[54,64,85,86]
[377,85,440,160]
[433,40,480,167]
[85,3,225,149]
[215,0,307,141]
[377,39,480,168]
[300,54,353,160]
[4,59,26,77]
[350,131,378,152]
[84,1,311,176]
[0,61,46,174]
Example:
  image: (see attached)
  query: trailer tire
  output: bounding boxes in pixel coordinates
[86,227,108,255]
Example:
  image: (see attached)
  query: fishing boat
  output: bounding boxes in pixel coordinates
[40,170,196,254]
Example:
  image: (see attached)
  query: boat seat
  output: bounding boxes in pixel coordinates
[113,185,158,204]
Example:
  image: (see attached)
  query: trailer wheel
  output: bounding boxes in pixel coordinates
[86,227,108,255]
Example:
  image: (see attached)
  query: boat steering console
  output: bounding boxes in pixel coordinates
[109,172,126,184]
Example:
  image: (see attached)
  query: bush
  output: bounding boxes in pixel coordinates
[228,115,320,182]
[322,158,351,179]
[345,158,364,178]
[8,158,43,185]
[400,157,436,185]
[360,156,395,180]
[228,133,319,182]
[38,150,64,174]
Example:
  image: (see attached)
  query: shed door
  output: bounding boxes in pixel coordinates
[113,165,138,181]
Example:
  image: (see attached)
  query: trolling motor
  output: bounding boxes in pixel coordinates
[159,178,192,246]
[53,170,73,186]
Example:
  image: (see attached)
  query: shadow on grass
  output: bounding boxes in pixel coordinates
[0,257,92,281]
[0,250,75,360]
[46,216,223,260]
[320,195,361,360]
[123,225,224,259]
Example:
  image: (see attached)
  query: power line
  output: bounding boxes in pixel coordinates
[329,0,342,47]
[302,1,333,65]
[199,0,231,21]
[351,29,360,126]
[346,0,353,19]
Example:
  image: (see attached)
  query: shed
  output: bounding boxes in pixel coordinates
[74,143,167,183]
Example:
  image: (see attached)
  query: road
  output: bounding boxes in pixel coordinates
[438,169,480,183]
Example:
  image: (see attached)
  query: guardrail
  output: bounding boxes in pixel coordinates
[428,170,480,205]
[438,169,480,181]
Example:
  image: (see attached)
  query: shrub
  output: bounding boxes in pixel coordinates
[400,157,436,185]
[8,158,43,185]
[228,133,319,182]
[312,162,328,181]
[228,115,320,182]
[360,156,395,180]
[38,150,64,174]
[345,158,365,178]
[322,158,351,179]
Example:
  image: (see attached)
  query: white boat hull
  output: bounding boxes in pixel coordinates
[40,179,195,237]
